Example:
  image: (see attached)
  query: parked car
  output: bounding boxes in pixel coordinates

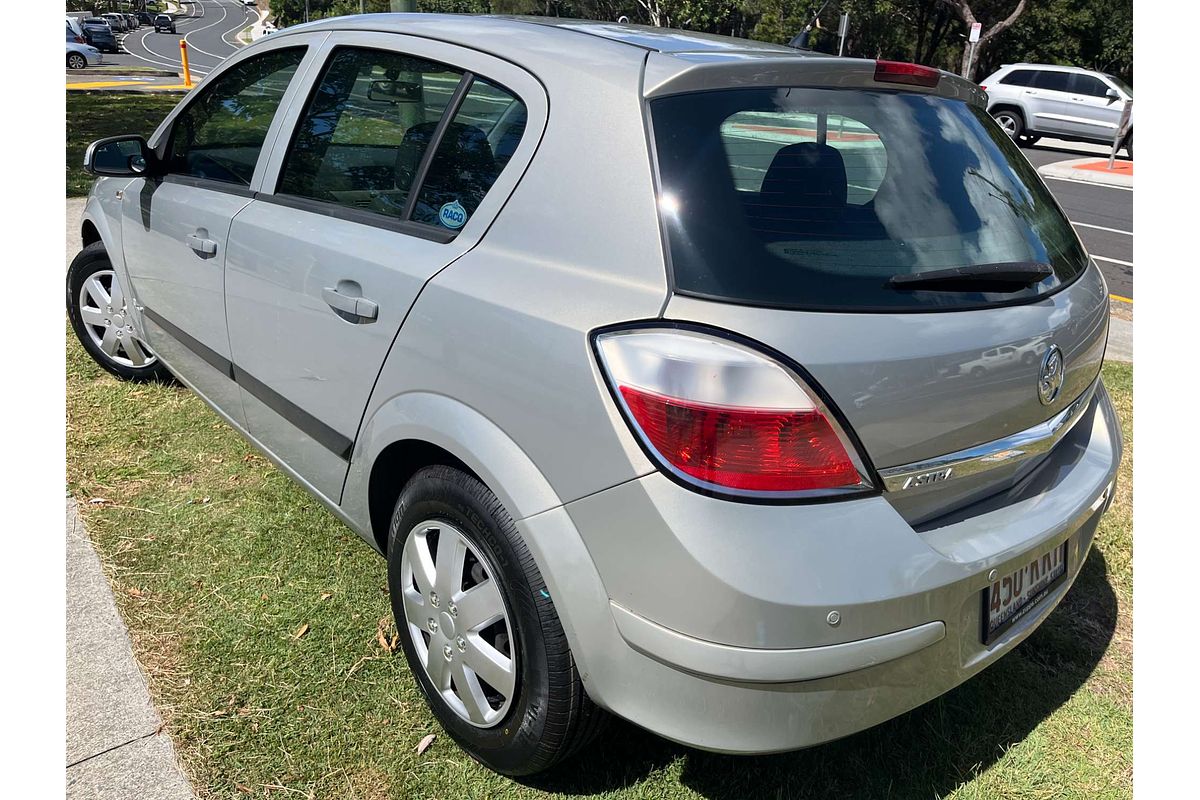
[66,20,86,44]
[154,14,176,34]
[66,41,101,70]
[981,63,1133,156]
[138,11,155,25]
[81,20,119,53]
[72,17,1122,776]
[65,16,85,40]
[123,13,140,29]
[101,13,126,33]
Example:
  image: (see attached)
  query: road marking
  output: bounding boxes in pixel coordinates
[184,1,235,60]
[1073,221,1132,236]
[1043,175,1133,192]
[1093,255,1134,267]
[68,80,151,89]
[1109,294,1133,304]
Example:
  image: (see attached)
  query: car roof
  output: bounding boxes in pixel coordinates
[273,13,803,67]
[999,63,1103,75]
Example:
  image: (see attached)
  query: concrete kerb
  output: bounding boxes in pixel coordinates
[1037,157,1133,189]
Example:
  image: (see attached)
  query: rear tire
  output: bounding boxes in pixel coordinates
[1123,130,1133,159]
[67,52,87,70]
[387,466,606,776]
[992,109,1023,140]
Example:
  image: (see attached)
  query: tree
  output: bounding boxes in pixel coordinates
[938,0,1030,79]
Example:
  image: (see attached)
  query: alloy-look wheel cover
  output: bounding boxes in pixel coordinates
[400,520,518,728]
[78,270,157,369]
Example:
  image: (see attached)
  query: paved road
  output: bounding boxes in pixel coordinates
[1019,139,1133,301]
[120,0,257,77]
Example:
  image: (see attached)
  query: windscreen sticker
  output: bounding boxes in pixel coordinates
[438,200,467,230]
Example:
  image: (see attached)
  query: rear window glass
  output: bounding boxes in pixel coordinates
[649,87,1088,311]
[1030,71,1071,92]
[999,69,1035,86]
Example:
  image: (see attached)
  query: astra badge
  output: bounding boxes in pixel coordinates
[1038,345,1064,405]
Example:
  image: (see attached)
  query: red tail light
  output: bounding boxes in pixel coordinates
[874,60,940,88]
[74,35,86,43]
[595,328,871,499]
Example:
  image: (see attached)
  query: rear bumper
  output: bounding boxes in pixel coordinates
[528,380,1121,753]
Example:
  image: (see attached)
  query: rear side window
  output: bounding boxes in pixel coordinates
[278,47,525,233]
[649,87,1088,311]
[277,48,463,219]
[999,69,1035,86]
[166,48,305,186]
[1029,71,1071,92]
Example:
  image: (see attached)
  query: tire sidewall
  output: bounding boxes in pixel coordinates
[993,110,1022,139]
[67,243,170,383]
[386,468,556,775]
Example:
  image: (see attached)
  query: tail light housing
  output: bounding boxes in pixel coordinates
[595,327,874,500]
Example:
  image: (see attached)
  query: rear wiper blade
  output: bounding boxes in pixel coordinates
[886,262,1054,292]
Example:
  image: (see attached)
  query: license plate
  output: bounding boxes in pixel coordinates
[981,541,1068,645]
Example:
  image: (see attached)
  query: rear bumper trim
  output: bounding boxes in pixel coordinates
[610,602,946,684]
[879,377,1099,493]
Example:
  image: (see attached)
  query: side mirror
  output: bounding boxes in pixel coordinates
[368,79,421,104]
[84,135,159,177]
[1105,88,1120,102]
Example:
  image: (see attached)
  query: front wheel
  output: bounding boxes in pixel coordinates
[387,466,606,775]
[67,242,172,382]
[1123,130,1133,159]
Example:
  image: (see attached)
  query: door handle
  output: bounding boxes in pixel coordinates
[1024,89,1038,95]
[186,232,218,255]
[322,286,379,322]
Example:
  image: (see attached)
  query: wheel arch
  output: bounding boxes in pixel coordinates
[345,392,565,556]
[989,103,1026,123]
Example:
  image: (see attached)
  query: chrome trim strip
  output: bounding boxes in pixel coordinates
[879,379,1099,493]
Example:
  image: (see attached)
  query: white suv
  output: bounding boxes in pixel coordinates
[980,63,1132,156]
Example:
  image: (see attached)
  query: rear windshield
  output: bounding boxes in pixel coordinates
[649,88,1088,311]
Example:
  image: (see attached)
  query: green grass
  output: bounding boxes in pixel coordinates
[66,329,1132,800]
[67,91,178,196]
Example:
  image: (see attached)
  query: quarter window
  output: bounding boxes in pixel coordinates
[999,70,1035,87]
[166,47,305,186]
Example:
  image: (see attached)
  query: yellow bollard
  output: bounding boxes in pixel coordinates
[179,39,192,89]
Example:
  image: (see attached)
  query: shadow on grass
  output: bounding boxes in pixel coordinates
[525,549,1118,799]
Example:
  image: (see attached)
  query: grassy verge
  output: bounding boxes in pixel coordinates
[66,329,1132,800]
[67,91,178,197]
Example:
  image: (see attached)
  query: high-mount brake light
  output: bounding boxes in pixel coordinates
[874,60,941,88]
[595,328,872,498]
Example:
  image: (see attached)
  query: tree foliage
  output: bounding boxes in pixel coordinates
[263,0,1131,83]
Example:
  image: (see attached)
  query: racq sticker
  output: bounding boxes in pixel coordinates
[439,200,467,229]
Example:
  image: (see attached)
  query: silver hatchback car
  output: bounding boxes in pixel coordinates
[69,14,1122,776]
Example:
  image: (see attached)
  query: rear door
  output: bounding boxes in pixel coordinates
[122,40,318,420]
[1023,70,1075,135]
[223,33,545,500]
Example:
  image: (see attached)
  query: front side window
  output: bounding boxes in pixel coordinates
[167,47,305,186]
[1070,74,1110,98]
[650,87,1088,311]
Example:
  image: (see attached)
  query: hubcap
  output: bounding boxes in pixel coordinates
[997,114,1017,137]
[399,521,517,727]
[78,270,157,369]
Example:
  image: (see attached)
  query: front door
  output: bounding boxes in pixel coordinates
[123,44,312,421]
[223,35,543,501]
[1061,73,1125,142]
